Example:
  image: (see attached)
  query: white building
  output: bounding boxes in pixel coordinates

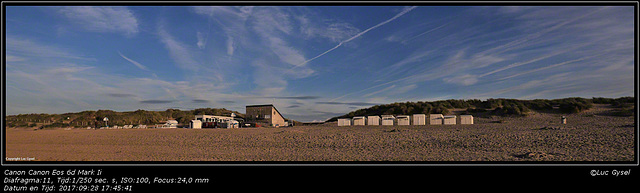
[195,115,234,123]
[367,115,381,125]
[190,120,202,129]
[413,114,426,125]
[164,120,178,128]
[352,116,367,126]
[194,115,236,128]
[430,114,443,125]
[397,115,410,125]
[338,118,351,126]
[443,115,457,125]
[460,115,473,124]
[381,115,395,126]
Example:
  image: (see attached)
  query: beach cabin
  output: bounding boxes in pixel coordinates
[430,114,444,125]
[397,115,410,125]
[164,120,178,128]
[443,115,457,125]
[460,115,473,124]
[353,116,367,126]
[190,120,202,129]
[413,114,426,125]
[338,118,351,126]
[367,115,381,125]
[381,115,395,126]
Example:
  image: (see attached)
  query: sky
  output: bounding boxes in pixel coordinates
[4,5,636,122]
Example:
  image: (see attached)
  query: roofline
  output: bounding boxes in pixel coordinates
[246,104,274,107]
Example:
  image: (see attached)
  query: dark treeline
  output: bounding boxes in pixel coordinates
[6,108,244,128]
[327,97,635,122]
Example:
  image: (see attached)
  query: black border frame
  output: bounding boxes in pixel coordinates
[2,0,638,186]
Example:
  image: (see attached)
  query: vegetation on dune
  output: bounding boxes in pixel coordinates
[6,108,244,128]
[328,97,634,122]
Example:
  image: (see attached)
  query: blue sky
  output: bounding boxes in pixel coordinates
[4,5,635,122]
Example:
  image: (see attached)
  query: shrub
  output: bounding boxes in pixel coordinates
[558,99,592,113]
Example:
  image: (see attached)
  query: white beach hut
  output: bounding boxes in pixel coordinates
[353,116,367,126]
[367,115,381,125]
[190,120,202,129]
[381,115,395,126]
[338,118,352,126]
[430,114,443,125]
[397,115,410,125]
[413,114,426,125]
[443,115,457,125]
[460,115,473,124]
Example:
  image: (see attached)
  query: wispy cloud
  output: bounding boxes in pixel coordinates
[196,31,207,49]
[6,37,94,60]
[263,96,321,100]
[226,35,234,56]
[57,6,139,36]
[297,13,361,43]
[140,100,174,104]
[443,74,478,86]
[107,93,136,98]
[157,25,201,72]
[192,99,210,103]
[497,54,603,81]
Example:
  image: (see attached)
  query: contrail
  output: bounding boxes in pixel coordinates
[118,51,149,71]
[287,6,418,72]
[402,22,448,44]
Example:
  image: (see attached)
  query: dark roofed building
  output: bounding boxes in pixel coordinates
[245,104,286,127]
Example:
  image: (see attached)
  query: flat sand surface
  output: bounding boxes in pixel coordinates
[5,106,635,162]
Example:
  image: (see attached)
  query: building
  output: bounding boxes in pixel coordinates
[338,118,351,126]
[164,120,178,128]
[460,115,473,124]
[381,115,395,126]
[222,120,239,128]
[352,116,367,126]
[413,114,426,125]
[195,115,238,129]
[367,115,381,125]
[245,104,286,127]
[397,115,410,125]
[190,120,202,129]
[443,115,457,125]
[430,114,443,125]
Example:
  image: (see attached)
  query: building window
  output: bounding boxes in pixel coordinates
[265,115,271,119]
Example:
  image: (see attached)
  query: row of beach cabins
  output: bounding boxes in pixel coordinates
[337,114,473,126]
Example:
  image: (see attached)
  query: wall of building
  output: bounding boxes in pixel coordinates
[430,114,443,125]
[460,115,473,124]
[270,106,286,127]
[367,116,380,125]
[413,114,426,125]
[246,105,286,127]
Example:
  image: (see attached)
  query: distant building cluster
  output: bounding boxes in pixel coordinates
[189,115,239,129]
[188,104,290,129]
[338,114,473,126]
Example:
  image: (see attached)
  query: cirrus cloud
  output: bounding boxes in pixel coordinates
[57,6,139,36]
